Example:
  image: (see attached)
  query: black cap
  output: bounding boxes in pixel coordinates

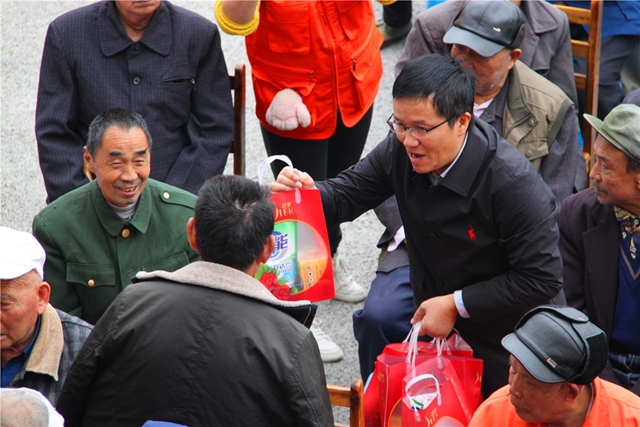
[502,306,608,385]
[443,0,527,57]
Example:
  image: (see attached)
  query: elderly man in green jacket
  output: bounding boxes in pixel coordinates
[33,109,198,324]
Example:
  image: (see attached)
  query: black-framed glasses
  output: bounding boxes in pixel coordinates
[387,114,449,138]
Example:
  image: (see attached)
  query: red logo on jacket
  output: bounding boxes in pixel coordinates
[468,225,476,240]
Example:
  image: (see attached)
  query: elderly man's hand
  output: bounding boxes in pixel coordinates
[411,294,458,338]
[270,166,316,192]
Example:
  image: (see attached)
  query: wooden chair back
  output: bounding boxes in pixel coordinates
[328,378,365,427]
[229,63,246,175]
[553,0,603,163]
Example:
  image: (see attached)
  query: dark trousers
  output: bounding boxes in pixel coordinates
[352,266,414,380]
[261,107,373,255]
[383,0,412,28]
[572,24,640,120]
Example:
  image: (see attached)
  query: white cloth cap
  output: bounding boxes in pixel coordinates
[0,226,46,280]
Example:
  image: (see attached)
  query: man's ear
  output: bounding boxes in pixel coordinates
[259,235,275,264]
[509,48,522,64]
[36,282,51,315]
[83,146,95,174]
[457,112,472,136]
[186,217,198,250]
[563,382,583,403]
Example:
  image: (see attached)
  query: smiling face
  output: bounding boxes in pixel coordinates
[392,97,470,175]
[589,135,640,214]
[84,125,151,208]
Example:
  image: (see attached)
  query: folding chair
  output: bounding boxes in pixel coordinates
[83,64,247,181]
[229,63,246,176]
[553,0,602,166]
[328,378,365,427]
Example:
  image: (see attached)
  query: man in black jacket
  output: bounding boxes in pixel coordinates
[56,175,333,427]
[274,54,563,397]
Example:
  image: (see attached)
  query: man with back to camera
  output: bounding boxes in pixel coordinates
[353,0,582,382]
[469,305,640,426]
[560,103,640,396]
[1,227,92,405]
[33,108,198,325]
[56,175,333,427]
[273,53,564,397]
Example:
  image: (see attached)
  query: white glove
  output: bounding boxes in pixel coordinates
[265,88,311,131]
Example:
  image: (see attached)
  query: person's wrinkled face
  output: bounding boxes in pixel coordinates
[589,135,640,211]
[1,272,48,356]
[508,356,567,424]
[451,44,516,95]
[392,97,469,175]
[115,0,161,23]
[85,125,150,208]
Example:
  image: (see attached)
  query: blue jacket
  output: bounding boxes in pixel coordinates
[564,1,640,38]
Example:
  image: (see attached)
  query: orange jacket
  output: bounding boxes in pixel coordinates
[245,0,383,139]
[468,378,640,427]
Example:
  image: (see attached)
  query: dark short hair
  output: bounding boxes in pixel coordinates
[393,54,475,127]
[194,175,275,271]
[86,108,152,157]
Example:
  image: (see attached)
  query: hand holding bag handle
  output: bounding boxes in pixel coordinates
[403,321,448,371]
[258,155,301,204]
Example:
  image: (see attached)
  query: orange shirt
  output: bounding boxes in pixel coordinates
[469,377,640,427]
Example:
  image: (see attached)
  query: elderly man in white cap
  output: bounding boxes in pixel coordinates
[560,104,640,397]
[0,227,92,405]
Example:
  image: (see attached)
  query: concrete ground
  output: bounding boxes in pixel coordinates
[1,0,425,422]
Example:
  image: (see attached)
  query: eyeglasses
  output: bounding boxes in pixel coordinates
[387,114,450,138]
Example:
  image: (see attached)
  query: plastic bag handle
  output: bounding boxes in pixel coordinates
[404,374,442,407]
[257,155,301,204]
[403,321,422,374]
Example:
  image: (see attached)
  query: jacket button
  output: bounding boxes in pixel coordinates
[122,229,130,238]
[133,77,140,85]
[133,43,140,51]
[528,119,535,126]
[525,150,532,158]
[88,279,95,287]
[429,232,436,239]
[163,192,170,199]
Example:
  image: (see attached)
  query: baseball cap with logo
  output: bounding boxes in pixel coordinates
[443,0,527,58]
[584,104,640,164]
[502,305,608,385]
[0,226,46,280]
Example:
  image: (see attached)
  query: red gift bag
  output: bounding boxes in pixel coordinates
[401,359,472,427]
[255,156,335,302]
[365,324,483,427]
